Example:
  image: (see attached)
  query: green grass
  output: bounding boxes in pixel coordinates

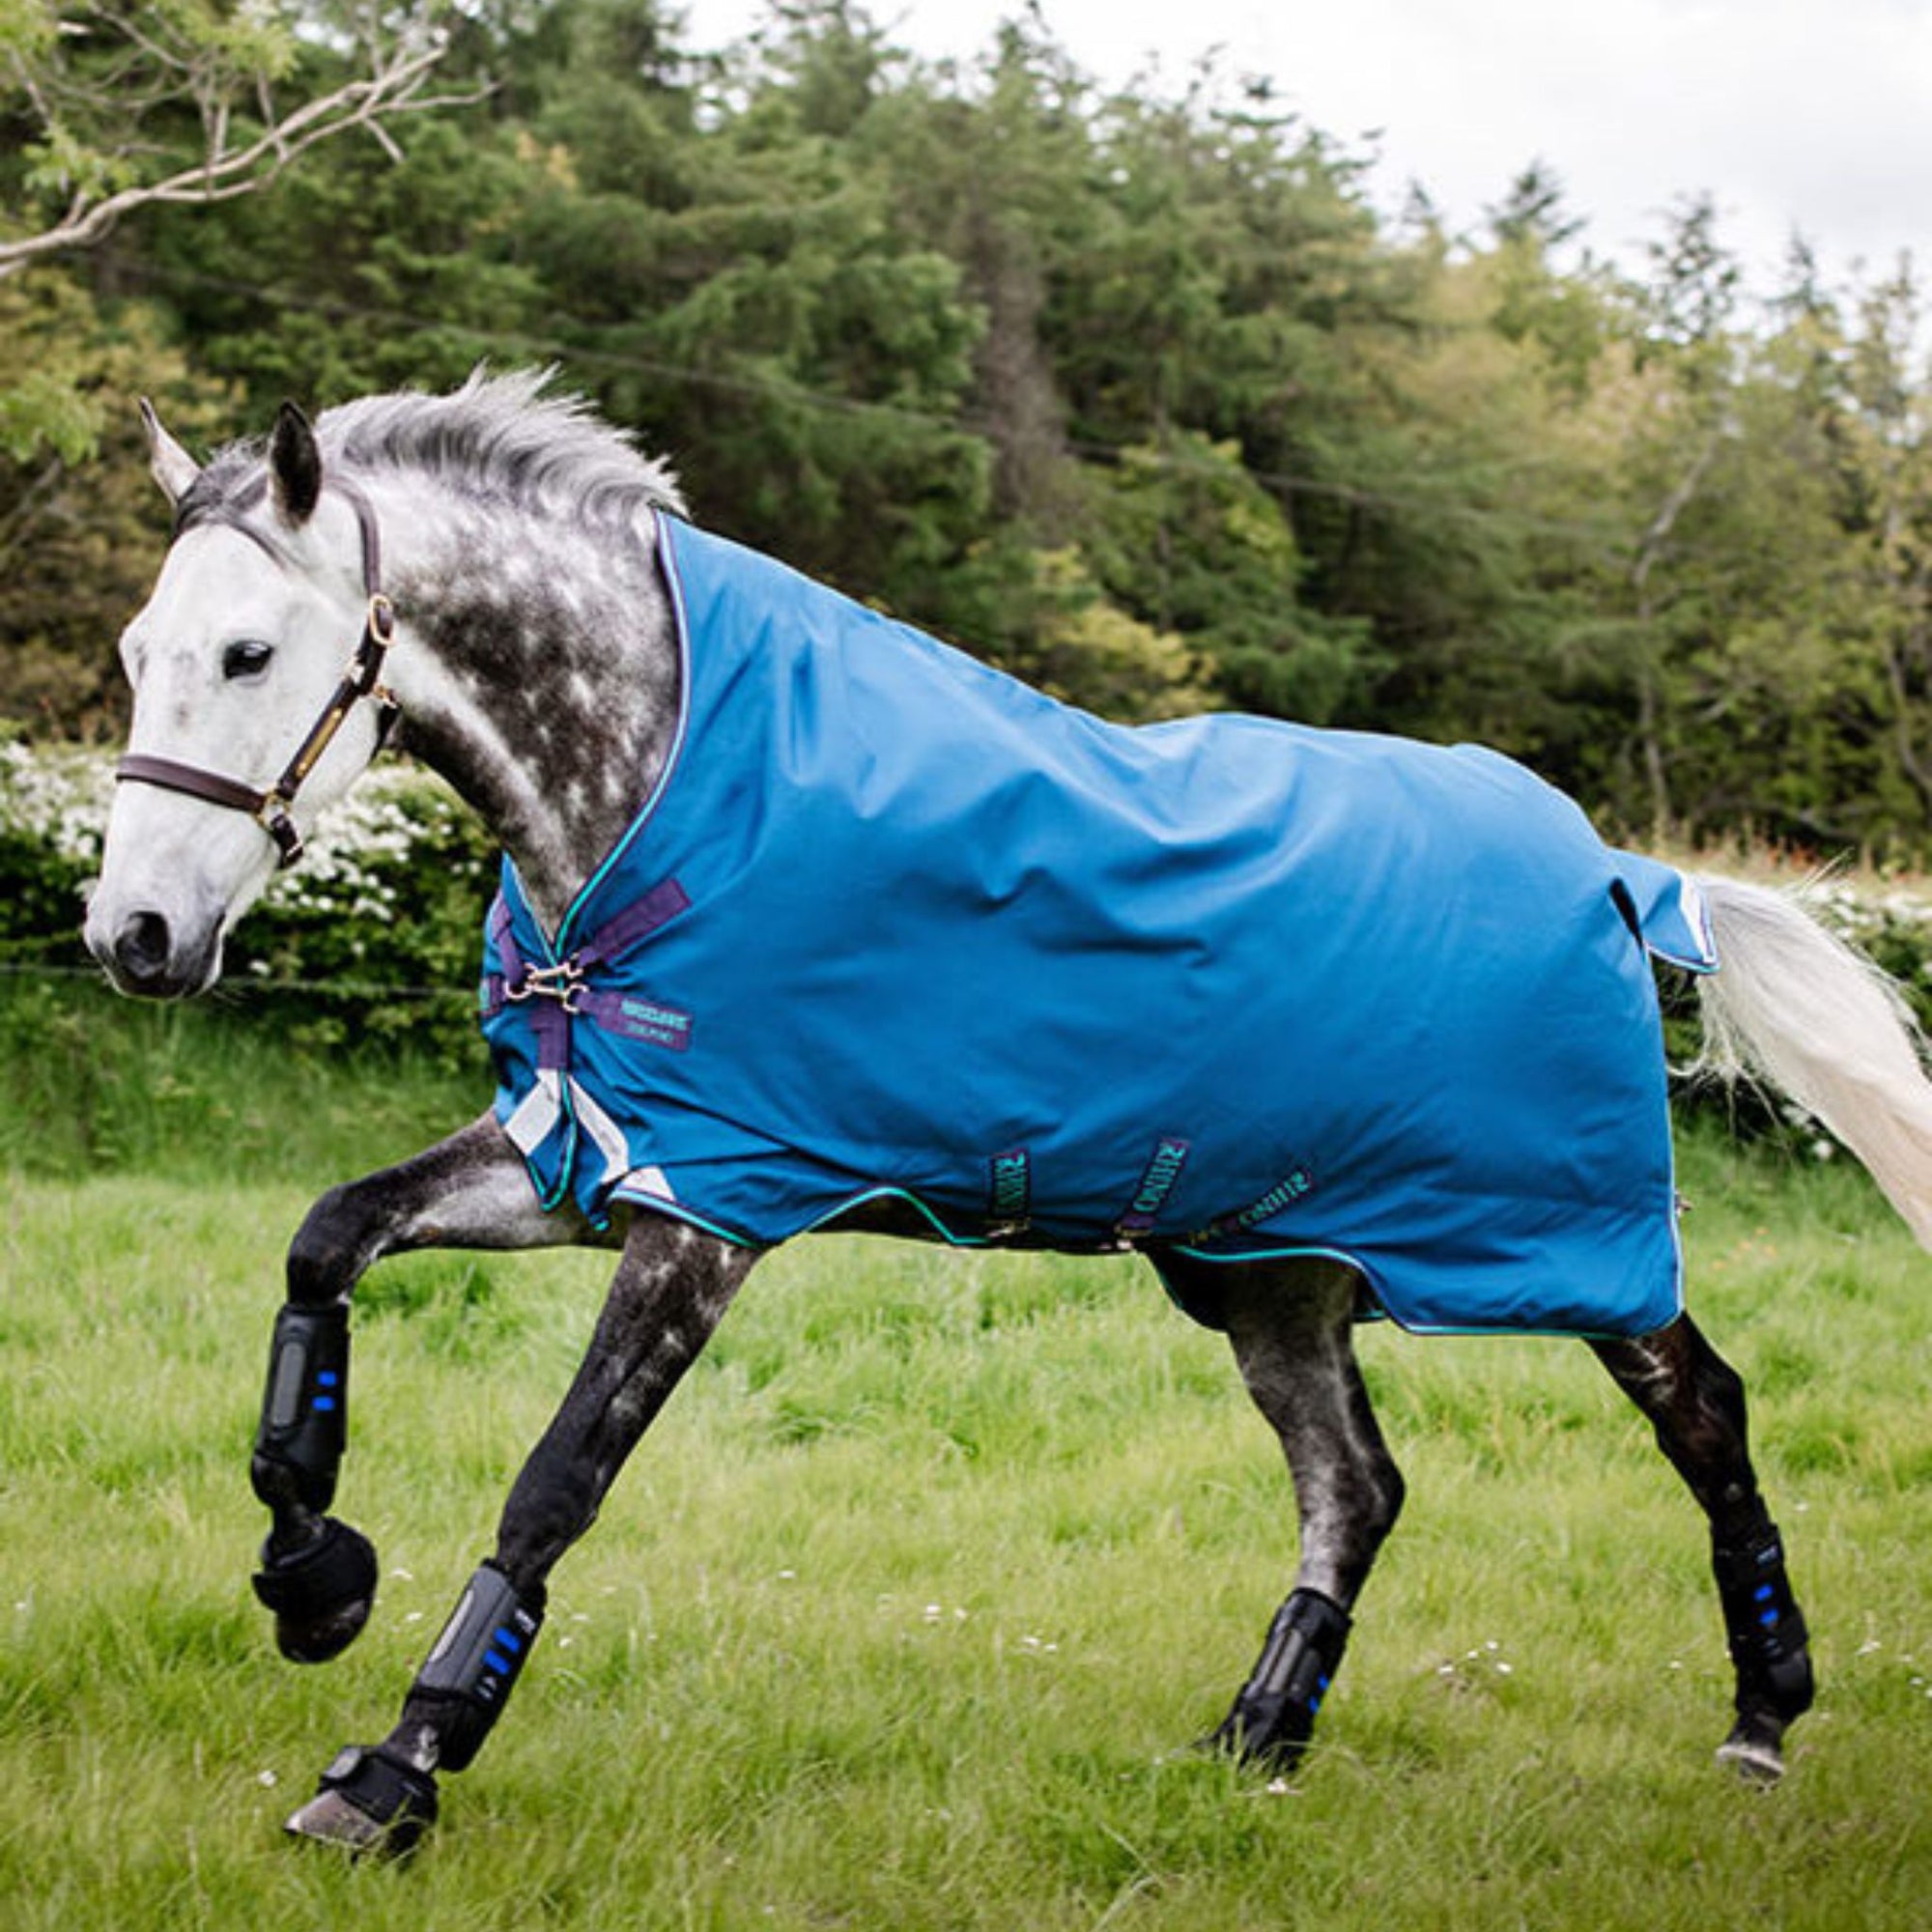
[1,1032,1929,1926]
[0,973,482,1182]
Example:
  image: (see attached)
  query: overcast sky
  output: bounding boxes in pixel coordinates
[686,0,1932,312]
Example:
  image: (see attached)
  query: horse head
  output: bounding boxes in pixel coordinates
[85,400,398,998]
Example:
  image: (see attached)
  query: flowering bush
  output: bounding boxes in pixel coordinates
[0,741,497,1064]
[1790,874,1932,1032]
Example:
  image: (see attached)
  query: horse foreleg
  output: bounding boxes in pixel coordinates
[252,1112,586,1665]
[1159,1254,1406,1774]
[1590,1312,1814,1782]
[283,1211,757,1854]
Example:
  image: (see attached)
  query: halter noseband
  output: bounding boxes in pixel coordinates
[114,477,400,869]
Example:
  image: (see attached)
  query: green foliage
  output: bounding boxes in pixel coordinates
[144,110,554,407]
[0,272,236,735]
[930,539,1219,722]
[1085,433,1372,720]
[10,0,1932,851]
[0,973,483,1177]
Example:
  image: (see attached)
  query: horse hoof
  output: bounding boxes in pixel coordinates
[285,1745,438,1857]
[285,1786,400,1855]
[1716,1720,1786,1786]
[253,1518,379,1662]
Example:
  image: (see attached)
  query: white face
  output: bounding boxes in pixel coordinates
[85,514,384,997]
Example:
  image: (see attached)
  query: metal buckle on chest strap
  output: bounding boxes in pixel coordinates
[505,959,585,1013]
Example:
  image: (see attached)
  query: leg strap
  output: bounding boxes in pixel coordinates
[1714,1520,1813,1720]
[409,1562,545,1772]
[1219,1587,1351,1765]
[251,1304,350,1516]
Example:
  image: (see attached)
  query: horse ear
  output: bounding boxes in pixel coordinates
[269,400,323,527]
[138,399,201,505]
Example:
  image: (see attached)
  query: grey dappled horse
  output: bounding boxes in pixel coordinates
[85,375,1932,1854]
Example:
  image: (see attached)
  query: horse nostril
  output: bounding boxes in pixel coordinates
[114,910,173,988]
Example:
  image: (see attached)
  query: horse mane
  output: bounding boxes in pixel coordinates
[180,367,685,533]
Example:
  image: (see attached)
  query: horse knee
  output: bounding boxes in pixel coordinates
[286,1180,373,1305]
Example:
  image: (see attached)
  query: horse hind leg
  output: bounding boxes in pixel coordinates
[1156,1254,1405,1774]
[1590,1313,1814,1782]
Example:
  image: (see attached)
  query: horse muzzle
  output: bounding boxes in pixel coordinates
[85,900,224,1000]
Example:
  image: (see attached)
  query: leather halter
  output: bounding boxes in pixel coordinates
[114,479,400,869]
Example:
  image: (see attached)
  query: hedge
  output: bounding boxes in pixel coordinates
[1,741,497,1067]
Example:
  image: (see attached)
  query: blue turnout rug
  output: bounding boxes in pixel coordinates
[481,516,1715,1337]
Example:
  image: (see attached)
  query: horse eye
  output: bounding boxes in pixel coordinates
[221,639,274,681]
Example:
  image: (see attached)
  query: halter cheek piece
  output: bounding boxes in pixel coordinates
[114,477,401,869]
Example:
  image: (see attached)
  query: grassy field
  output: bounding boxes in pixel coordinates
[1,1012,1929,1928]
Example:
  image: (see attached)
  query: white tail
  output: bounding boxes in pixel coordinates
[1695,874,1932,1246]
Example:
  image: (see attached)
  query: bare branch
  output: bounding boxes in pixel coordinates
[0,15,484,280]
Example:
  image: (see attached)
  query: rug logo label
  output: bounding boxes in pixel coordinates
[987,1149,1032,1230]
[611,996,693,1052]
[1118,1134,1192,1235]
[1232,1164,1316,1230]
